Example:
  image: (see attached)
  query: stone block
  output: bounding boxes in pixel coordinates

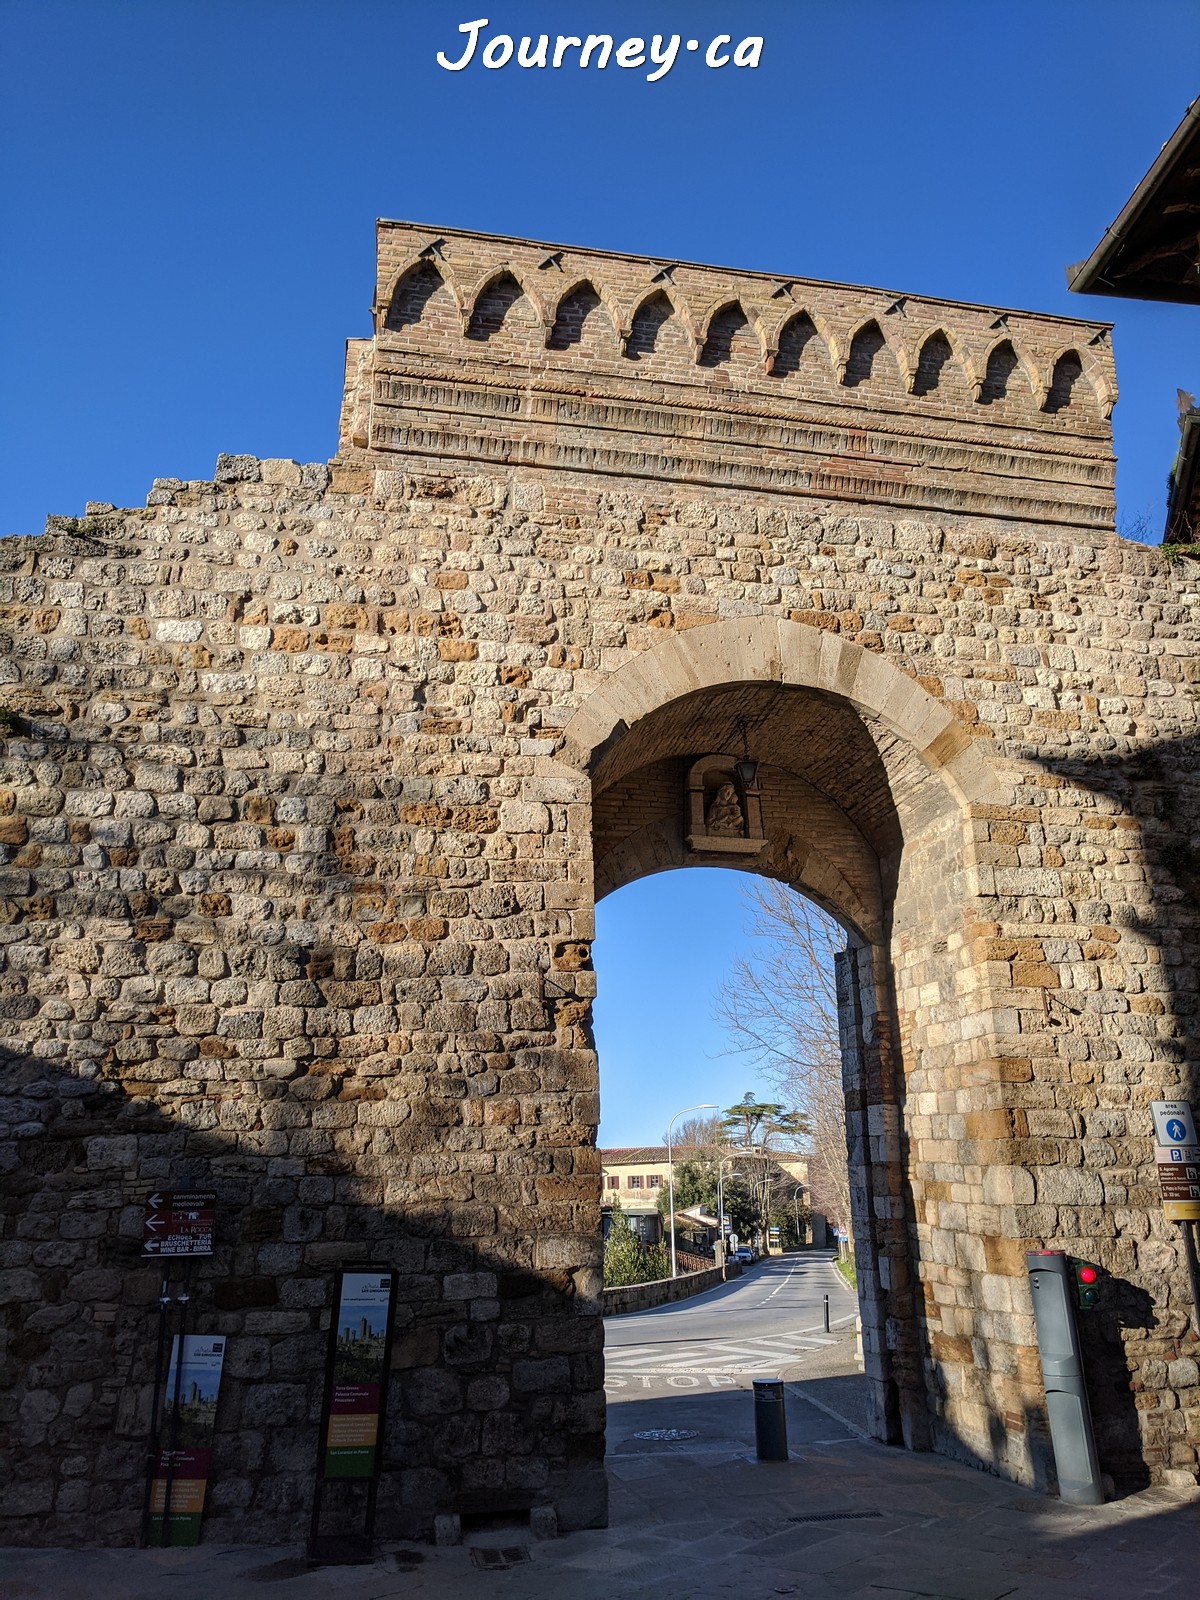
[215,453,261,482]
[433,1513,461,1546]
[529,1504,558,1539]
[1035,1169,1105,1207]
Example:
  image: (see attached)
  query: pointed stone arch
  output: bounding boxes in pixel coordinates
[838,316,906,391]
[696,297,767,369]
[547,276,623,352]
[767,305,835,379]
[976,336,1033,405]
[623,286,695,361]
[910,326,968,398]
[1041,345,1107,418]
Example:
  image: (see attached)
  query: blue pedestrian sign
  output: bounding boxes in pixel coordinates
[1151,1101,1198,1148]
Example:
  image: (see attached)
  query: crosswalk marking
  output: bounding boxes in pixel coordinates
[605,1328,840,1376]
[608,1336,834,1366]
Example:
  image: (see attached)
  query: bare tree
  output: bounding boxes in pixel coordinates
[660,1113,725,1154]
[715,881,852,1235]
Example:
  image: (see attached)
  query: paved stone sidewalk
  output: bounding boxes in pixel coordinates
[3,1354,1196,1600]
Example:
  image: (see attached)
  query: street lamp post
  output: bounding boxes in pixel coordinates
[667,1103,718,1279]
[716,1154,733,1260]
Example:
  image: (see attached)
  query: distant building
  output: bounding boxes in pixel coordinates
[599,1147,669,1243]
[600,1146,810,1249]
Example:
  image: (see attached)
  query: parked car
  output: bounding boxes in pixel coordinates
[734,1246,755,1264]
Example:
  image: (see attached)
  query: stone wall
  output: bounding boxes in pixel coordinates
[602,1261,741,1317]
[0,223,1197,1544]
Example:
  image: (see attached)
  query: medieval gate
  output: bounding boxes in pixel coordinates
[1,222,1196,1544]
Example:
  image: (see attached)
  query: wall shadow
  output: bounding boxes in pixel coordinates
[1014,730,1199,1495]
[0,1027,606,1547]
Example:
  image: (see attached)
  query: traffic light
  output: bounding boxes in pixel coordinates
[1070,1258,1101,1310]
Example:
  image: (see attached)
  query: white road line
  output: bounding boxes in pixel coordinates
[607,1322,851,1359]
[607,1312,855,1354]
[610,1333,829,1358]
[606,1338,837,1372]
[756,1259,802,1305]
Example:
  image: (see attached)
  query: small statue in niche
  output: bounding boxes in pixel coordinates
[685,752,765,856]
[705,781,745,837]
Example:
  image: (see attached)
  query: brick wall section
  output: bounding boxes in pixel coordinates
[0,224,1196,1544]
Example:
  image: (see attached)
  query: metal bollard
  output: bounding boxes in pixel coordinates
[753,1377,788,1461]
[823,1293,830,1332]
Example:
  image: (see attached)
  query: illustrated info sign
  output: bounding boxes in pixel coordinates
[148,1335,226,1546]
[320,1271,398,1479]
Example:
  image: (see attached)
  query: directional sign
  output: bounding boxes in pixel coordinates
[1155,1145,1200,1166]
[142,1192,215,1258]
[1151,1101,1198,1148]
[1158,1162,1200,1193]
[1151,1143,1200,1220]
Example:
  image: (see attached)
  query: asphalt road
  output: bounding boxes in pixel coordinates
[604,1250,857,1399]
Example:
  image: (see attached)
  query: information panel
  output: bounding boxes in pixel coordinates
[147,1335,226,1546]
[319,1271,398,1480]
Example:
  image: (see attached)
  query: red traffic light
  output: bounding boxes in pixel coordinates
[1070,1257,1101,1309]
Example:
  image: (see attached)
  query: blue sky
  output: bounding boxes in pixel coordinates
[593,869,773,1146]
[2,3,1197,1142]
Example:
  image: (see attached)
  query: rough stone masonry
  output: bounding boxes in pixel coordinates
[0,221,1197,1545]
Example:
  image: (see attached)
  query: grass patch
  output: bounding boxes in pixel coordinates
[835,1254,857,1290]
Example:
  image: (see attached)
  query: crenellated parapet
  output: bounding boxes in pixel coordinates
[337,221,1118,532]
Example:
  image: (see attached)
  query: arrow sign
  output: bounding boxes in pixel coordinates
[1156,1145,1200,1166]
[142,1192,215,1258]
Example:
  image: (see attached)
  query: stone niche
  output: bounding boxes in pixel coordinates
[684,754,766,855]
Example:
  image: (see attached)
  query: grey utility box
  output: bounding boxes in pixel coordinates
[1026,1250,1104,1505]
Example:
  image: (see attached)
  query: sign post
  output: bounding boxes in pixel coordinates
[1150,1101,1200,1338]
[140,1191,216,1547]
[308,1268,399,1563]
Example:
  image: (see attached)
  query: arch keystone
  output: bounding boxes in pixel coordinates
[776,619,823,686]
[815,629,857,697]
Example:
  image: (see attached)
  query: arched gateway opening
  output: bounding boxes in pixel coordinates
[564,619,1015,1470]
